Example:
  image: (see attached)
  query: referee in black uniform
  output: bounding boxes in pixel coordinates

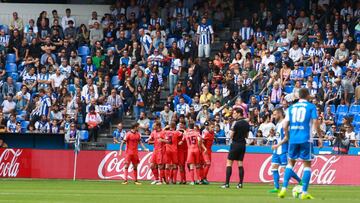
[221,108,249,189]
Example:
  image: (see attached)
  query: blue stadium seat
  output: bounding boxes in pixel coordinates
[349,105,360,115]
[15,82,22,92]
[8,72,19,82]
[342,66,348,74]
[68,84,76,95]
[336,105,348,115]
[80,130,89,141]
[166,38,176,48]
[78,46,90,56]
[313,76,319,85]
[336,114,346,126]
[111,75,119,87]
[354,124,360,134]
[149,120,154,131]
[21,120,30,130]
[5,63,17,72]
[353,114,360,126]
[304,66,312,78]
[6,53,16,63]
[284,85,294,94]
[298,66,304,72]
[81,55,89,65]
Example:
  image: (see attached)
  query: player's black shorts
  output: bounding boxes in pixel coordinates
[227,142,246,161]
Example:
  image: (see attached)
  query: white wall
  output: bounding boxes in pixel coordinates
[0,3,111,27]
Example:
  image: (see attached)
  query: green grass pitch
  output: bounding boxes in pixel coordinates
[0,179,359,203]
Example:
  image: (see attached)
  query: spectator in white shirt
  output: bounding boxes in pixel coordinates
[50,68,65,89]
[2,94,16,119]
[289,42,303,63]
[261,49,275,69]
[348,53,360,71]
[61,8,76,29]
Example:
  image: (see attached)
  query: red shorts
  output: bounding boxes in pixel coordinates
[187,151,200,164]
[165,150,178,164]
[177,150,187,166]
[125,154,139,165]
[151,152,164,165]
[202,152,211,164]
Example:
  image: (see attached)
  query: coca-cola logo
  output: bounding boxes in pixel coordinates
[0,149,22,177]
[259,155,340,184]
[98,151,154,180]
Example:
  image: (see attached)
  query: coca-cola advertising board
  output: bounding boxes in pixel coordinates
[1,148,360,185]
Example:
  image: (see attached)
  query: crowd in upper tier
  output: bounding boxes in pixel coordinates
[0,0,359,147]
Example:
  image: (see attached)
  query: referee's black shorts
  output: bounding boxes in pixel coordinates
[227,142,246,161]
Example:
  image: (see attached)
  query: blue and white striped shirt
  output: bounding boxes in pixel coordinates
[40,95,52,116]
[150,18,164,27]
[140,34,152,54]
[196,24,214,45]
[37,73,50,89]
[173,7,189,18]
[239,27,254,41]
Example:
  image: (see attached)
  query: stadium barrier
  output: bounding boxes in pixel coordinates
[1,148,360,185]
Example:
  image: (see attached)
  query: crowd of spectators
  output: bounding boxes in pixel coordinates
[0,0,359,148]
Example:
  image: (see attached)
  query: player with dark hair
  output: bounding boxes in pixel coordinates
[269,108,301,193]
[200,121,215,185]
[147,121,166,185]
[177,122,188,184]
[119,123,149,185]
[278,88,323,199]
[162,122,182,184]
[179,122,206,185]
[221,108,249,189]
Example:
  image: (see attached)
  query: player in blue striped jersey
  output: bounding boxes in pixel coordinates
[278,88,323,200]
[269,108,301,193]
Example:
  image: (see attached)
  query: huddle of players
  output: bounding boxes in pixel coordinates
[119,120,215,185]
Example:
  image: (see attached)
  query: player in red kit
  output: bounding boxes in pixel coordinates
[200,121,215,185]
[147,121,166,185]
[179,122,207,185]
[119,123,149,185]
[177,122,188,184]
[162,122,182,184]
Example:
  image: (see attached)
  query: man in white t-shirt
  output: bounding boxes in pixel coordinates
[50,68,66,89]
[2,94,16,119]
[276,31,290,53]
[261,50,275,69]
[61,8,76,29]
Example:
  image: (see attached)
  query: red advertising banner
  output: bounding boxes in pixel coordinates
[1,149,360,185]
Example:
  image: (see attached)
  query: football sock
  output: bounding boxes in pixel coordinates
[272,169,280,189]
[290,169,301,183]
[195,168,201,181]
[165,169,171,183]
[189,169,195,182]
[302,167,311,193]
[282,165,293,189]
[204,165,210,179]
[180,168,186,182]
[124,169,129,181]
[225,166,232,185]
[133,170,138,181]
[239,166,244,184]
[160,169,165,182]
[172,169,178,182]
[151,168,159,181]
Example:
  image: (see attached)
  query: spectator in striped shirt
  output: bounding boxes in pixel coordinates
[196,17,214,59]
[139,28,152,58]
[239,19,254,44]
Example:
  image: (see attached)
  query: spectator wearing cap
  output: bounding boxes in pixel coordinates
[61,8,76,29]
